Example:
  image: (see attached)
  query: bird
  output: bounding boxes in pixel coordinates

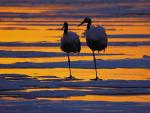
[79,17,108,80]
[61,22,81,79]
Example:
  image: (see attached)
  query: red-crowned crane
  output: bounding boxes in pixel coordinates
[79,17,108,80]
[61,22,81,78]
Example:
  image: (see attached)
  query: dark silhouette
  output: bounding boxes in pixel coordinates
[61,22,81,78]
[79,17,108,80]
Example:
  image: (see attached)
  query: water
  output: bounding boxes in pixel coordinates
[0,0,150,110]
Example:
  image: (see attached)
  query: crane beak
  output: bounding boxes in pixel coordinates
[61,25,64,30]
[78,21,85,26]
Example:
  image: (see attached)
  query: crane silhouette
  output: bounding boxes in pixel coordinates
[61,22,81,78]
[79,17,108,80]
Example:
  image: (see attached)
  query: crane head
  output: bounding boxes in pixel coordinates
[78,17,91,26]
[62,22,68,30]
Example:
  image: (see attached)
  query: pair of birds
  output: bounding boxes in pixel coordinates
[61,17,108,80]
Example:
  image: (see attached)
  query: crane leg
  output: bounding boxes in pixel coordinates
[67,53,73,78]
[91,51,102,80]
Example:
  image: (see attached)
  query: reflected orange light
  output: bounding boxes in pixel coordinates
[0,5,77,13]
[0,2,149,104]
[0,68,149,80]
[38,95,150,102]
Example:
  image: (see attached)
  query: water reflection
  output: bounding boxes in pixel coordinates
[0,0,150,105]
[38,95,150,103]
[0,68,149,80]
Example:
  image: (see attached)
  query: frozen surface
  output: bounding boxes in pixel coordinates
[0,57,149,68]
[0,74,150,113]
[0,100,150,113]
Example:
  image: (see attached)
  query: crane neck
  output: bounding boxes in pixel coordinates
[87,20,91,30]
[64,25,68,34]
